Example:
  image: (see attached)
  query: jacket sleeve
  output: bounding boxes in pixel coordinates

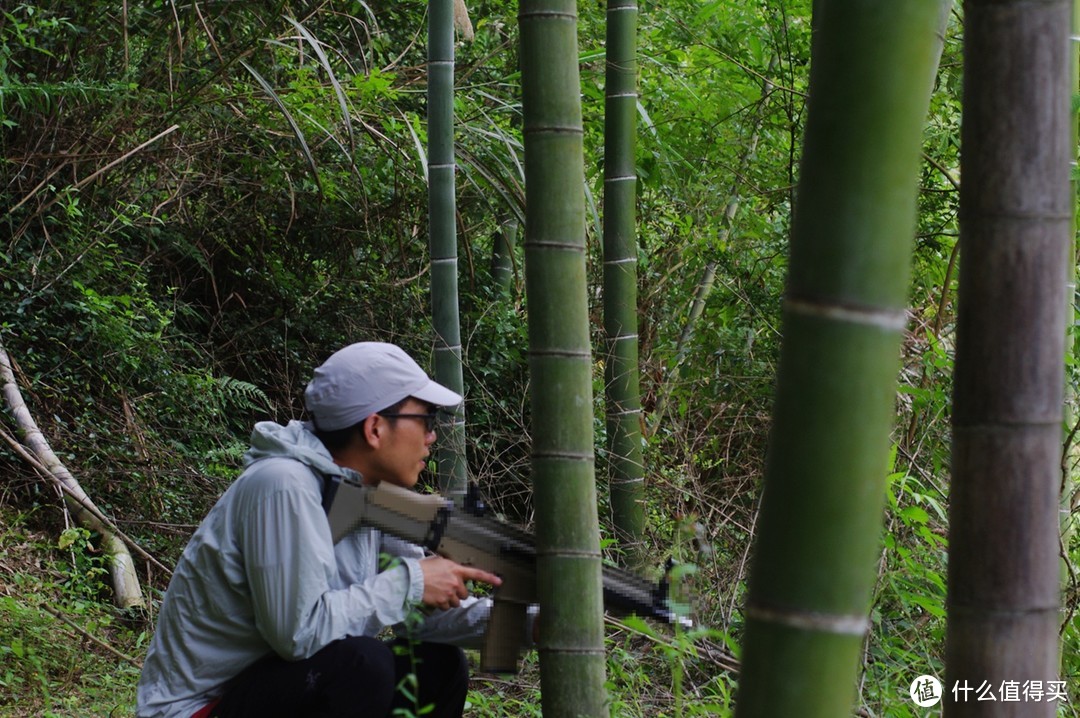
[238,469,424,661]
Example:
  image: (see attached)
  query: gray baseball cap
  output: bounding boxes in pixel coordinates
[304,342,462,431]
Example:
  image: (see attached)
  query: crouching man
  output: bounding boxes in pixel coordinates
[137,342,517,718]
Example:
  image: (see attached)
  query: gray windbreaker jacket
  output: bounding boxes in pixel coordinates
[136,420,492,718]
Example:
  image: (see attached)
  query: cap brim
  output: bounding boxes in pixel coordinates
[412,380,463,408]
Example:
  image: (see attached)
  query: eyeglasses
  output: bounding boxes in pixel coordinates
[378,412,439,433]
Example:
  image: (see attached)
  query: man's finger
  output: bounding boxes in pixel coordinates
[458,566,502,587]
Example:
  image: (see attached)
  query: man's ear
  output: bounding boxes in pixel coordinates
[361,413,383,448]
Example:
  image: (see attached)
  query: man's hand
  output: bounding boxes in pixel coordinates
[419,556,502,610]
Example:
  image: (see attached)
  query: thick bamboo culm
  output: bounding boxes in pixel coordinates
[602,0,646,567]
[943,2,1071,716]
[733,3,948,716]
[428,0,468,498]
[519,0,609,715]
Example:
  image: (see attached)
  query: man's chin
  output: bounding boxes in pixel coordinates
[375,471,420,490]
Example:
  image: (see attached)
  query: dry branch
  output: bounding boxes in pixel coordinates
[41,603,143,669]
[0,426,172,577]
[0,341,145,609]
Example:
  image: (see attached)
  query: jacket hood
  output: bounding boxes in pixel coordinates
[244,419,350,480]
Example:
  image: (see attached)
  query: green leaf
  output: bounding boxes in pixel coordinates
[899,506,930,525]
[57,527,81,550]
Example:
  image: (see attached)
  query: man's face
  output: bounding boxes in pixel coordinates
[372,397,437,488]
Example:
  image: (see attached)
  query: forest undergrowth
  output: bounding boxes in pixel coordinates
[1,382,1077,717]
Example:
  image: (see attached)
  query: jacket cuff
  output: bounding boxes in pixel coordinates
[398,555,425,607]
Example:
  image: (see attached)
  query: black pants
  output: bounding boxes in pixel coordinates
[210,637,469,718]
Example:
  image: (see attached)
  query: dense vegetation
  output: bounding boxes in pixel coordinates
[0,1,1076,716]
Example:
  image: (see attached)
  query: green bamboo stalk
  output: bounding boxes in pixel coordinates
[519,1,608,715]
[602,0,645,568]
[490,216,518,297]
[943,1,1071,715]
[733,3,948,716]
[428,0,468,498]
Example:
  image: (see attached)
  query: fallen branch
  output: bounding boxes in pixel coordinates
[0,425,171,577]
[40,603,143,669]
[0,341,146,609]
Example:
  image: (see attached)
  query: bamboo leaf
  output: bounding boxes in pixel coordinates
[584,179,602,242]
[239,59,324,197]
[636,99,659,140]
[455,146,522,222]
[284,17,355,153]
[351,1,380,35]
[471,107,525,183]
[295,108,366,205]
[402,110,427,183]
[456,147,525,224]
